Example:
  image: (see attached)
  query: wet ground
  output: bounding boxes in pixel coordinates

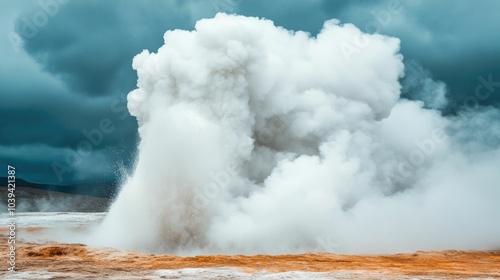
[0,213,499,279]
[1,228,499,279]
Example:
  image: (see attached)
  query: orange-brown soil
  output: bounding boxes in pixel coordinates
[1,227,499,279]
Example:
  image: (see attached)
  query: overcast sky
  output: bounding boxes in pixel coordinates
[1,0,499,185]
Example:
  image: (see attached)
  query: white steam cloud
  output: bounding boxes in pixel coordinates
[89,14,500,255]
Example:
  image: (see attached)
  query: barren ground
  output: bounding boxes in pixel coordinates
[1,227,499,279]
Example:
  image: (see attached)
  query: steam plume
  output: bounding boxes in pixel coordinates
[90,14,500,255]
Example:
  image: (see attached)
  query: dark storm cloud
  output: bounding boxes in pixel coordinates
[1,0,192,183]
[0,43,138,183]
[328,0,500,108]
[235,0,331,32]
[15,0,192,96]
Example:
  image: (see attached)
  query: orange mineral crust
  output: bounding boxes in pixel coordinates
[1,229,499,279]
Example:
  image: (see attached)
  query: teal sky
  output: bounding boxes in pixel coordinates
[1,0,499,185]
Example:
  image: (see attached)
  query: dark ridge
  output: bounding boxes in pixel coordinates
[0,186,111,212]
[1,177,118,198]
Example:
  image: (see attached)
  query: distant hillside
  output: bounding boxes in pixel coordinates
[0,177,115,212]
[0,186,111,212]
[0,177,118,198]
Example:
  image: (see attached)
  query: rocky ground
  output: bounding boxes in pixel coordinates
[0,227,499,279]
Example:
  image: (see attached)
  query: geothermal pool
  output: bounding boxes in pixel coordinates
[1,212,499,279]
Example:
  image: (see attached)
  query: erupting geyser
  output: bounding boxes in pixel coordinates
[90,14,500,255]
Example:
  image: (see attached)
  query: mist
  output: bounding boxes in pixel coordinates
[87,14,500,255]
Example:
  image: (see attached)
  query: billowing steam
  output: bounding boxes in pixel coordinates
[90,14,500,255]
